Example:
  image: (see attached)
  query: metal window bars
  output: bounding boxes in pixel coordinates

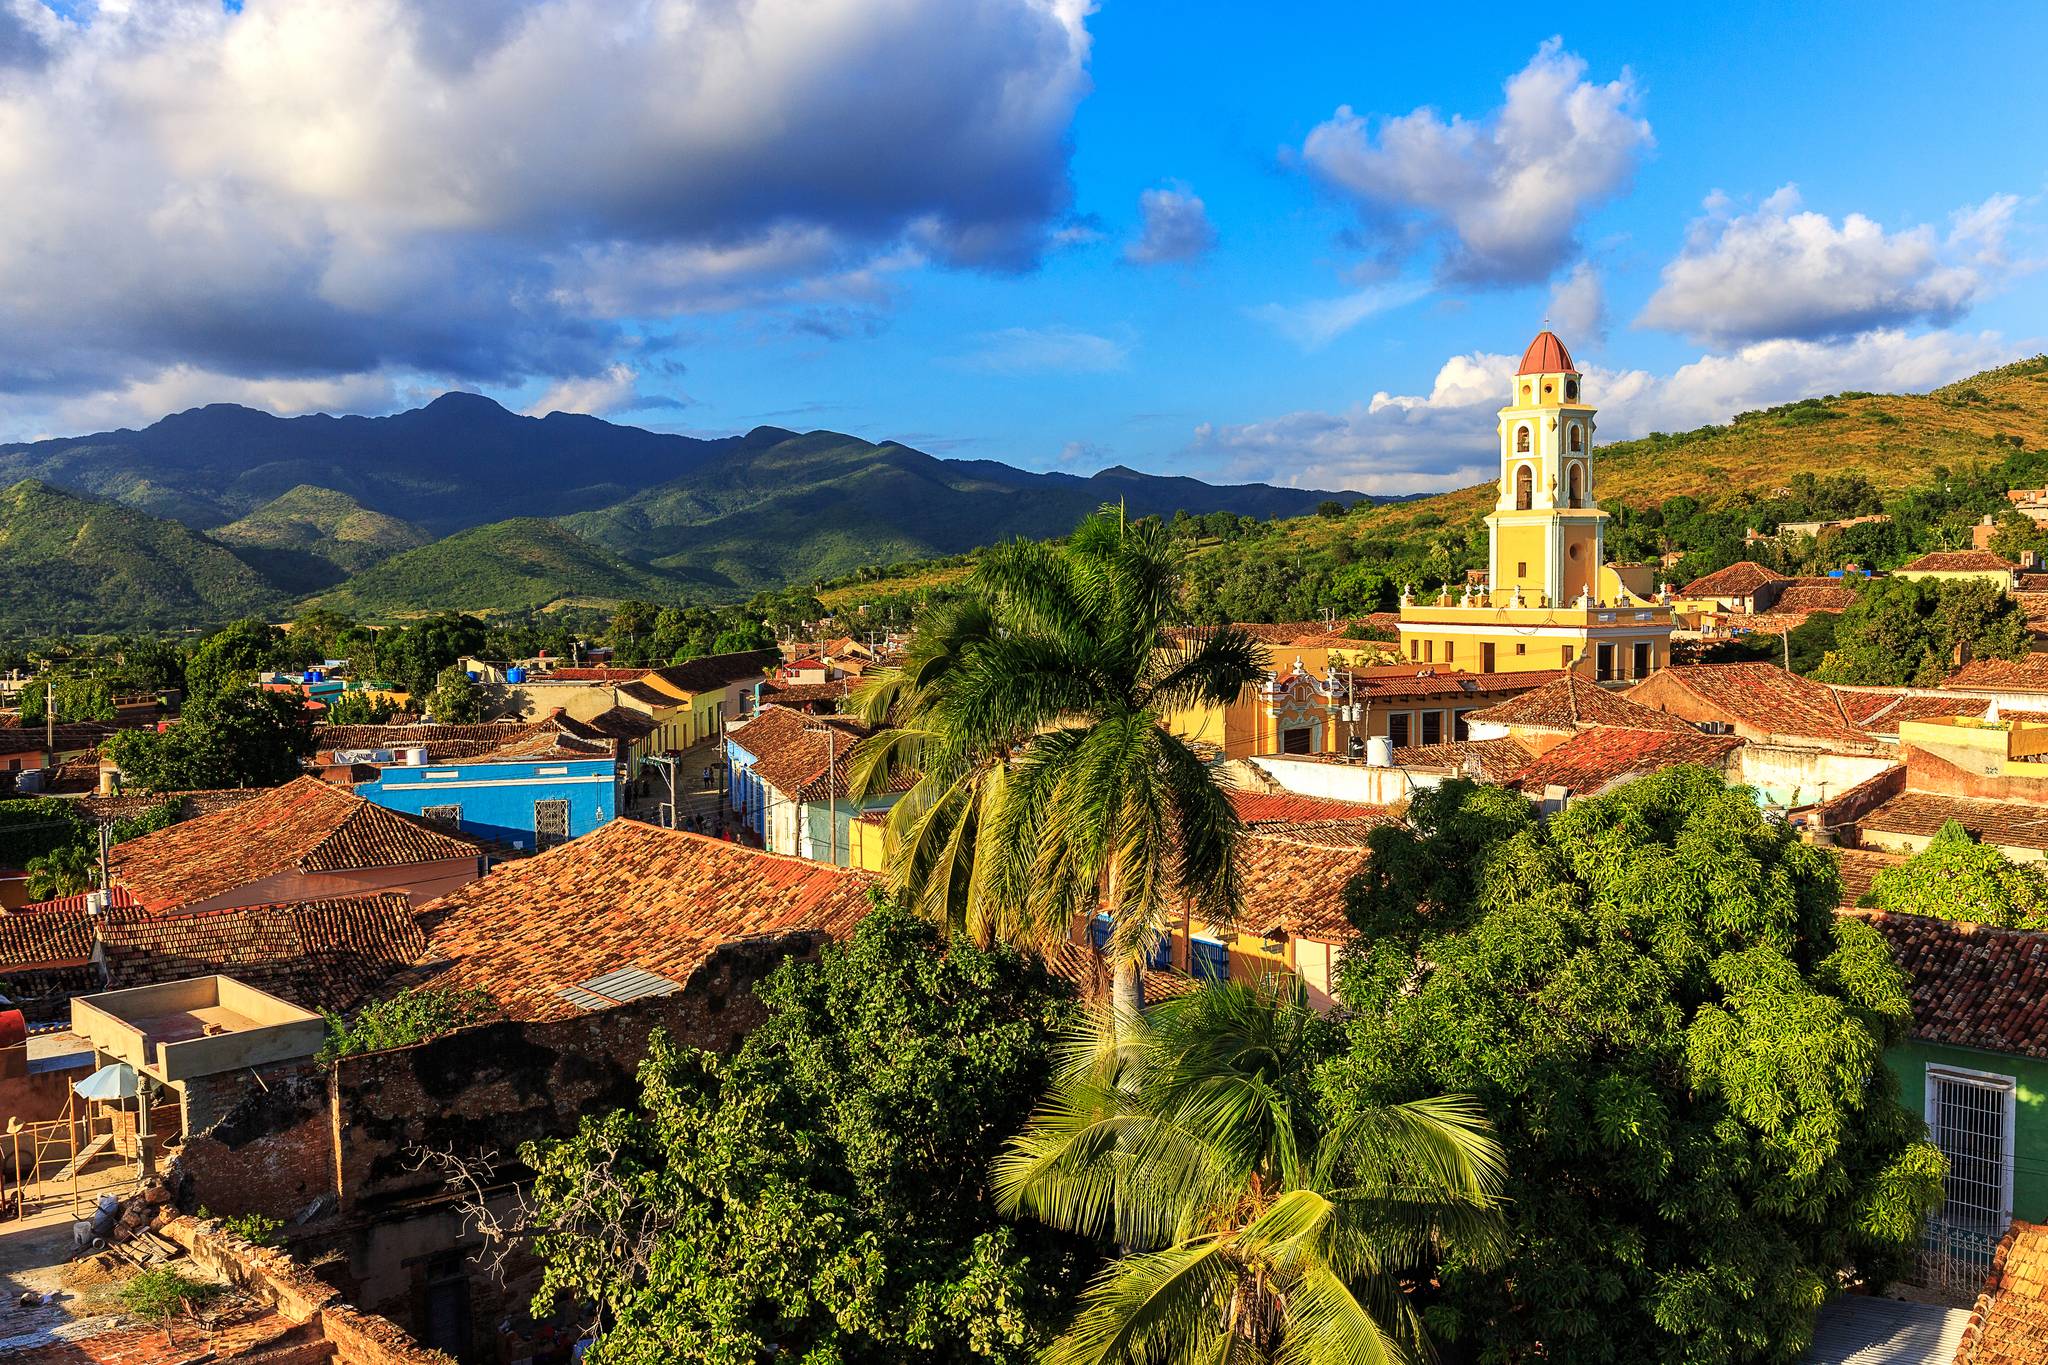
[1917,1069,2016,1297]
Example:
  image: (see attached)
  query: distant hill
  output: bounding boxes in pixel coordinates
[212,484,429,593]
[0,479,282,631]
[562,429,1363,595]
[301,518,685,616]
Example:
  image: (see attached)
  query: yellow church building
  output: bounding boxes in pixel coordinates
[1397,330,1672,681]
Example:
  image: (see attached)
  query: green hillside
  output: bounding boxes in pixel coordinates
[562,428,1358,596]
[213,484,429,593]
[0,479,283,632]
[302,517,685,616]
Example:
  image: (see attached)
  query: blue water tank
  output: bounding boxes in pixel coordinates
[466,671,480,682]
[304,668,323,683]
[506,666,528,684]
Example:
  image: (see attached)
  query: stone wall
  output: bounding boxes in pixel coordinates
[177,1068,336,1221]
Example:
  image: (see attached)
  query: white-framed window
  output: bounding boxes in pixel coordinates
[422,803,462,828]
[1926,1064,2017,1235]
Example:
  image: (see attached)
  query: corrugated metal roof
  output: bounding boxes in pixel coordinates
[1800,1295,1967,1364]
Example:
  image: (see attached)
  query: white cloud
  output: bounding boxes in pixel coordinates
[1191,328,2017,490]
[1299,38,1650,284]
[0,0,1094,406]
[1547,262,1605,340]
[1639,186,1989,344]
[955,326,1128,375]
[38,367,415,436]
[1124,183,1216,265]
[1249,280,1430,350]
[526,364,647,418]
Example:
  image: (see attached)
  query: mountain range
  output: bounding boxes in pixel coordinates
[0,395,1364,631]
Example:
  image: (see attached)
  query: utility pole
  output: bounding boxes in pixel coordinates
[45,679,54,756]
[97,820,111,907]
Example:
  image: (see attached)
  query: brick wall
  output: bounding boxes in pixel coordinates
[177,1068,336,1221]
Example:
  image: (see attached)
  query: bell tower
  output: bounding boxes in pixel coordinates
[1488,329,1603,607]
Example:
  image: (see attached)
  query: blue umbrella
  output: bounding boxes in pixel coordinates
[73,1062,139,1101]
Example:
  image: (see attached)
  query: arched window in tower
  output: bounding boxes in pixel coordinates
[1565,378,1579,402]
[1567,463,1583,508]
[1520,383,1532,404]
[1515,464,1533,510]
[1515,425,1531,453]
[1569,423,1584,452]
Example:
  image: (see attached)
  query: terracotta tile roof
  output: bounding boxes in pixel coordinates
[1833,848,1906,908]
[107,776,483,912]
[1240,830,1378,939]
[419,818,877,1021]
[1389,738,1535,781]
[1771,583,1856,613]
[98,893,429,1013]
[2021,573,2048,593]
[1516,329,1574,375]
[0,729,48,756]
[1957,1220,2048,1362]
[18,886,141,915]
[78,789,263,823]
[0,1302,299,1365]
[1227,791,1390,826]
[0,904,96,970]
[1860,791,2048,854]
[1172,620,1376,647]
[1837,689,1995,735]
[1841,910,2048,1060]
[1468,673,1696,734]
[319,722,529,753]
[1513,726,1742,796]
[1944,657,2048,693]
[1898,550,2017,574]
[731,706,885,800]
[573,705,662,740]
[528,666,651,682]
[1044,942,1200,1004]
[615,679,678,707]
[759,679,855,705]
[1680,561,1786,598]
[646,649,780,695]
[1633,663,1870,746]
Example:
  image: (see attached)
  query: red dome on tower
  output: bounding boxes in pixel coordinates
[1517,330,1576,375]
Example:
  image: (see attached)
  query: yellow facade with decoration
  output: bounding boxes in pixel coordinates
[1397,331,1672,682]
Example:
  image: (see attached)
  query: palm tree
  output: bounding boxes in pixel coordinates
[848,508,1268,1011]
[995,980,1506,1364]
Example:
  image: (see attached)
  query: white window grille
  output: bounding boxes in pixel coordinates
[1917,1064,2017,1295]
[1927,1065,2016,1234]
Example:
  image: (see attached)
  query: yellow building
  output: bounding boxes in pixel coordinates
[1397,330,1672,681]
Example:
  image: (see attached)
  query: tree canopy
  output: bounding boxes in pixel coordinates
[1813,575,2026,686]
[104,688,314,792]
[1323,770,1943,1364]
[523,904,1088,1365]
[1862,818,2048,928]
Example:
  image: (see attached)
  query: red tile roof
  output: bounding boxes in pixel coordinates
[99,894,429,1013]
[1517,328,1575,375]
[1512,727,1742,796]
[107,776,483,912]
[419,818,878,1022]
[759,679,855,706]
[1352,668,1564,701]
[1680,561,1786,599]
[731,706,885,801]
[0,904,96,970]
[1897,550,2016,574]
[1770,583,1856,613]
[1841,910,2048,1060]
[528,666,651,682]
[1957,1220,2048,1363]
[1631,662,1870,746]
[17,886,141,916]
[1469,672,1695,734]
[1227,791,1390,826]
[647,649,780,694]
[1832,848,1906,908]
[1860,791,2048,854]
[1836,689,1996,735]
[1389,738,1535,782]
[1239,829,1379,939]
[1944,656,2048,693]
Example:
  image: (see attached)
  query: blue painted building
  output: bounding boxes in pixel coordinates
[353,754,620,853]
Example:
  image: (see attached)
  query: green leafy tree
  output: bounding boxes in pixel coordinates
[111,636,188,696]
[0,798,93,866]
[24,843,94,900]
[1316,499,1346,518]
[997,980,1505,1365]
[1863,819,2048,928]
[426,664,487,723]
[185,618,290,699]
[19,676,115,723]
[373,613,487,697]
[104,689,314,791]
[1813,575,2026,686]
[320,985,497,1060]
[1324,771,1944,1364]
[523,904,1087,1364]
[850,509,1268,1013]
[322,690,399,726]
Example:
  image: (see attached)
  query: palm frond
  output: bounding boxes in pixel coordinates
[1042,1236,1236,1365]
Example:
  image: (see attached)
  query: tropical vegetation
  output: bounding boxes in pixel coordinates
[1861,819,2048,928]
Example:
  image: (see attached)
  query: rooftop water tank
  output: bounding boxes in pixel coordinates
[305,668,324,683]
[506,666,528,684]
[1366,736,1393,768]
[466,671,480,683]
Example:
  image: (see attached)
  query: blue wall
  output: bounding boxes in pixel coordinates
[725,736,768,843]
[357,757,619,851]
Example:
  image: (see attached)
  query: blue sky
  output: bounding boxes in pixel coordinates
[1,1,2042,492]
